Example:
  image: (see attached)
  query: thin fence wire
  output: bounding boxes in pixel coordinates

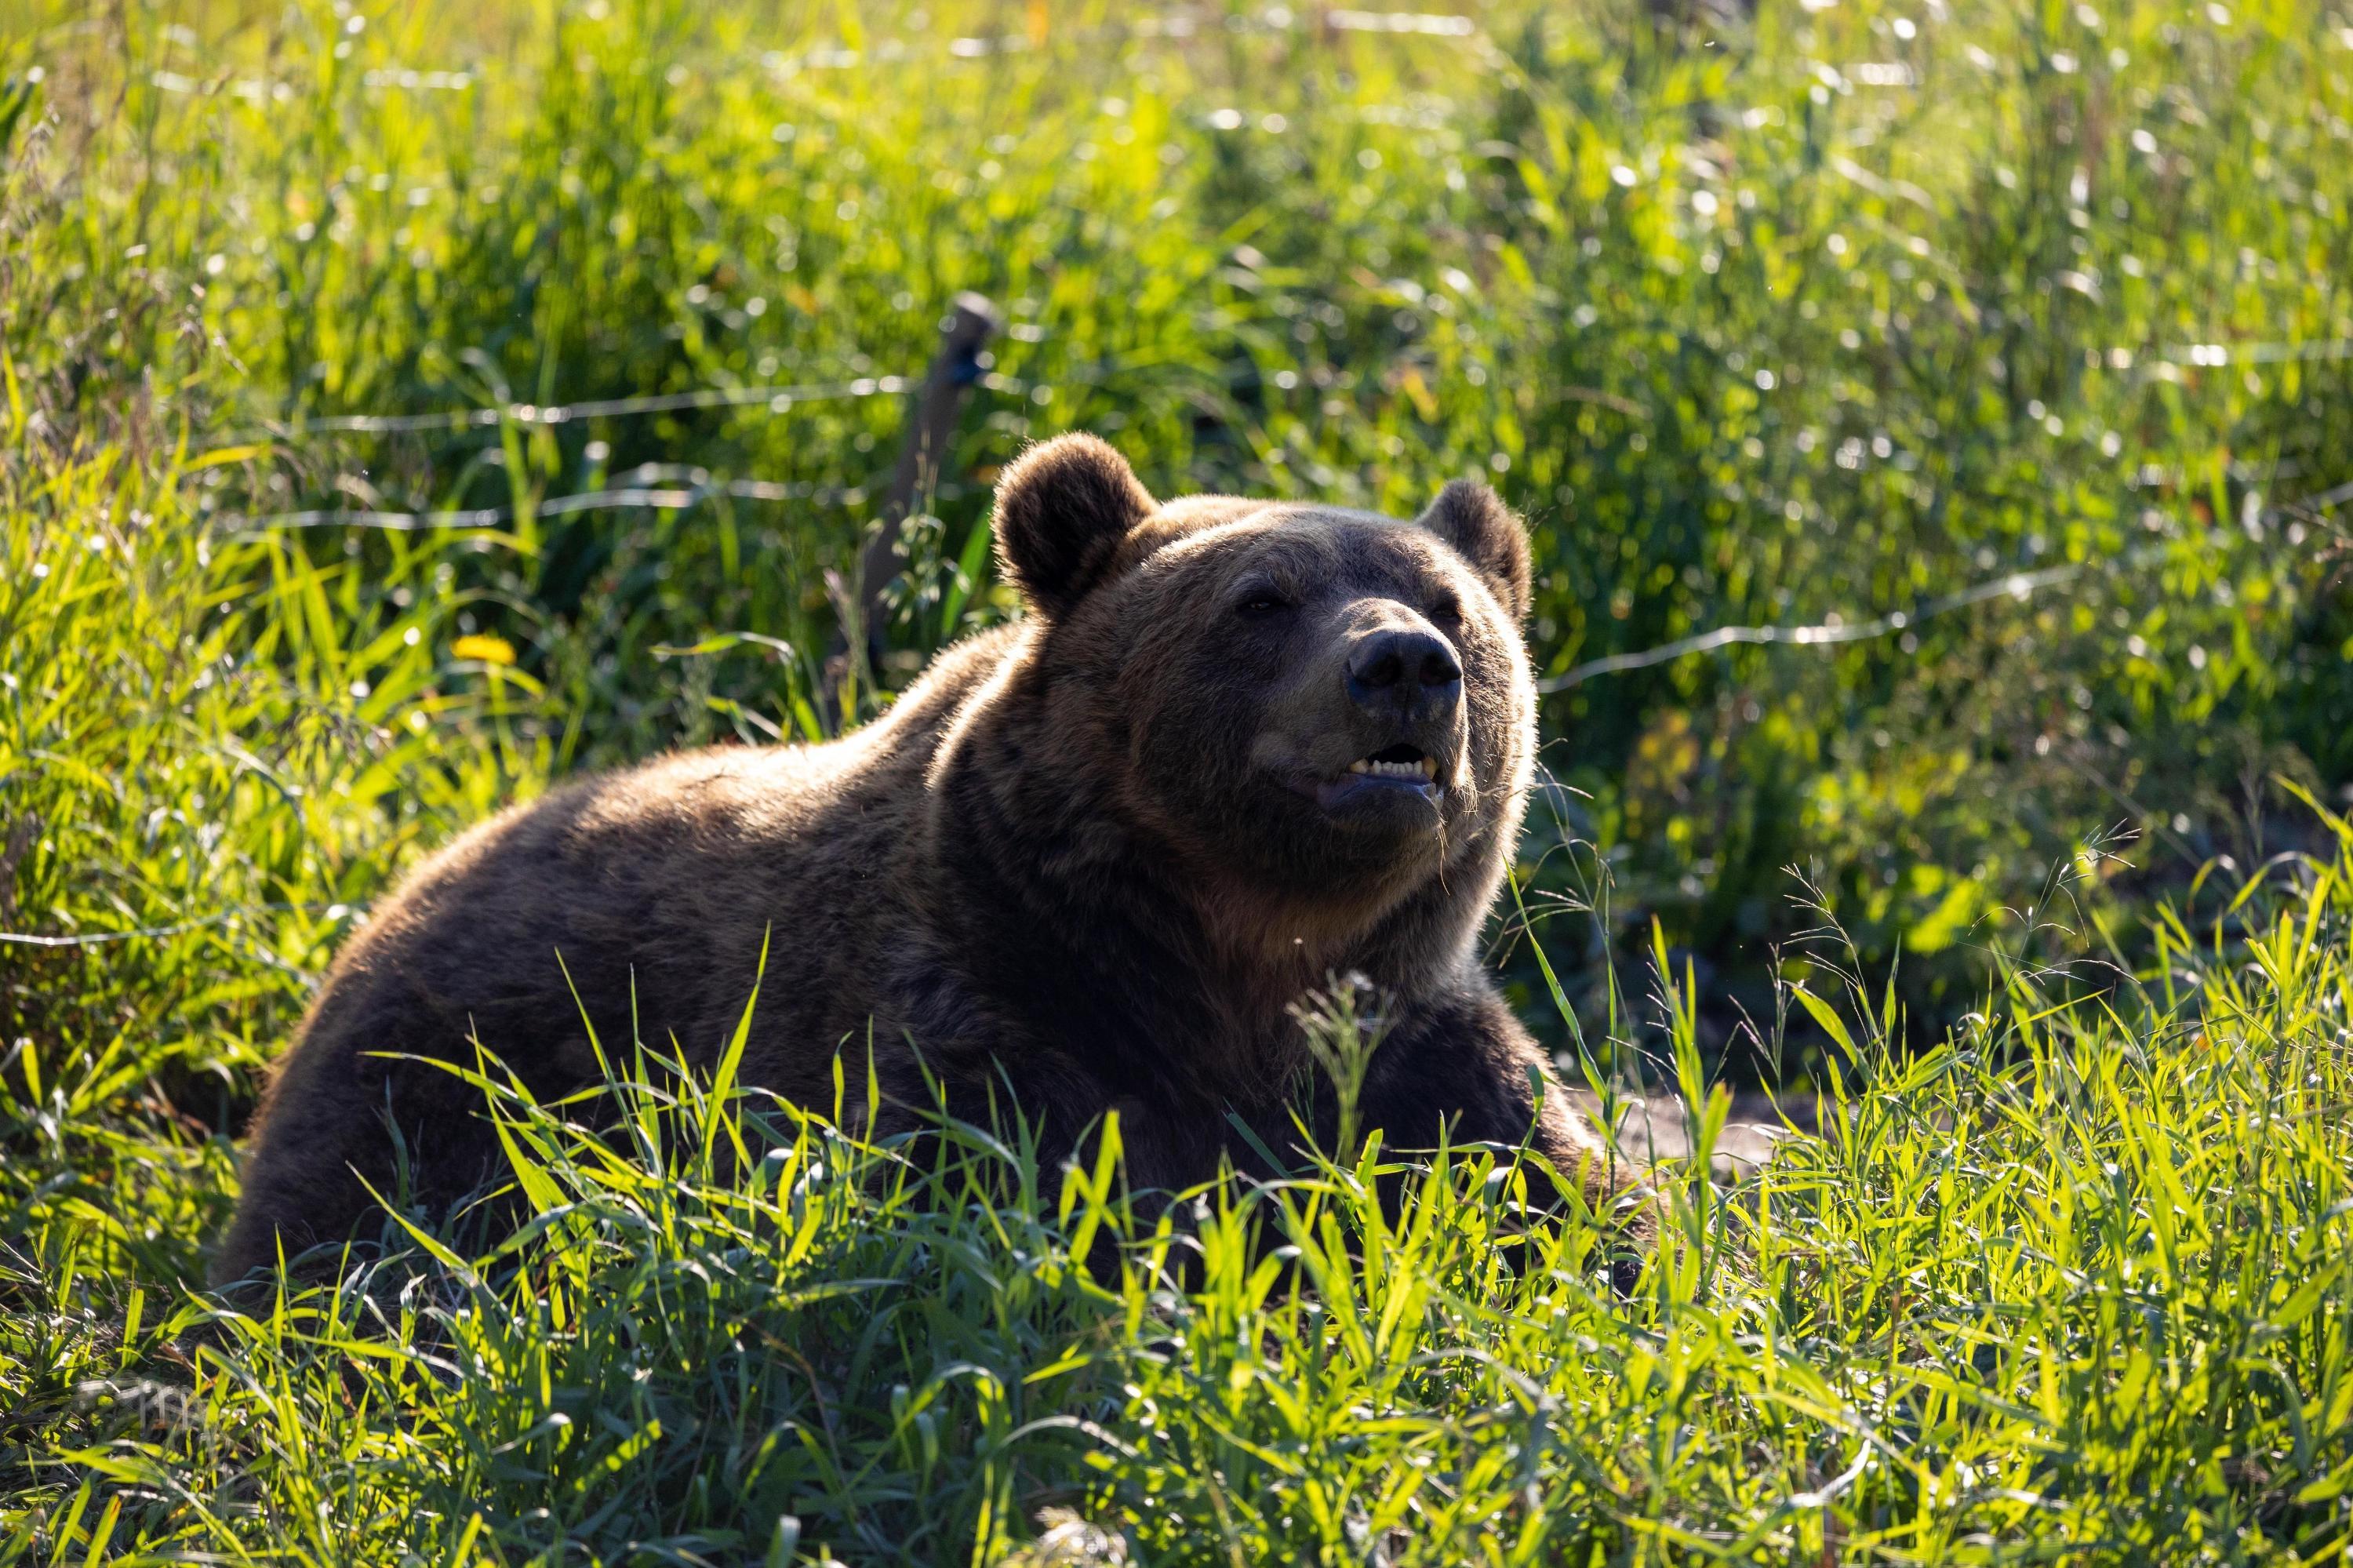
[1538,477,2352,693]
[217,327,2350,455]
[221,466,873,533]
[228,371,938,440]
[1537,563,2084,692]
[213,363,1086,450]
[2275,476,2353,518]
[208,357,1043,527]
[13,482,2345,951]
[0,904,335,949]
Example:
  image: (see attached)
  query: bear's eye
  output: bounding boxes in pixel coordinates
[1428,594,1462,624]
[1235,591,1292,620]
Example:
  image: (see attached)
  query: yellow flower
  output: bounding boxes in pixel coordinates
[451,634,516,666]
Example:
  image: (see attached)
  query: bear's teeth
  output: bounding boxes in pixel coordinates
[1349,755,1438,780]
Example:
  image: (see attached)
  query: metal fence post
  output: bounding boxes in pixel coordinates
[856,291,1003,671]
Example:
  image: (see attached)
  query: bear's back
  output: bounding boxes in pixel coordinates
[352,623,1026,1056]
[212,626,1027,1282]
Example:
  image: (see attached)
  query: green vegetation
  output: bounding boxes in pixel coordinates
[14,864,2353,1563]
[3,0,2350,1559]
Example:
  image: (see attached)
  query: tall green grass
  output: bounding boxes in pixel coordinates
[13,0,2348,1042]
[9,826,2353,1562]
[3,0,2352,1559]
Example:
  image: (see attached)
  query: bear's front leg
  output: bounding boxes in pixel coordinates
[1358,987,1653,1263]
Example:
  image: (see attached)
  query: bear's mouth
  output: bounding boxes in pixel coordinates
[1346,742,1438,782]
[1300,740,1447,820]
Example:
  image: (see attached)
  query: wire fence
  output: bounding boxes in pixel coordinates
[1535,563,2086,693]
[1539,475,2353,693]
[220,323,2347,453]
[0,904,337,949]
[225,465,874,533]
[16,468,2347,951]
[229,371,941,440]
[213,362,1012,529]
[213,348,2351,671]
[195,283,2353,710]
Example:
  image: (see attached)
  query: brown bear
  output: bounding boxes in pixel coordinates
[213,435,1642,1284]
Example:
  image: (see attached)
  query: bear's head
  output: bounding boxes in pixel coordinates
[981,433,1536,959]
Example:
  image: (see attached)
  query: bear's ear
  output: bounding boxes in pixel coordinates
[992,433,1158,620]
[1417,479,1532,621]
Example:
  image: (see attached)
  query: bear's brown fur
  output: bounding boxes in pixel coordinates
[214,435,1639,1283]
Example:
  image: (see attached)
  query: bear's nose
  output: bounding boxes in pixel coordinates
[1345,628,1463,717]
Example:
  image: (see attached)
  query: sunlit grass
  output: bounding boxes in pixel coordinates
[9,840,2353,1562]
[4,0,2352,1559]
